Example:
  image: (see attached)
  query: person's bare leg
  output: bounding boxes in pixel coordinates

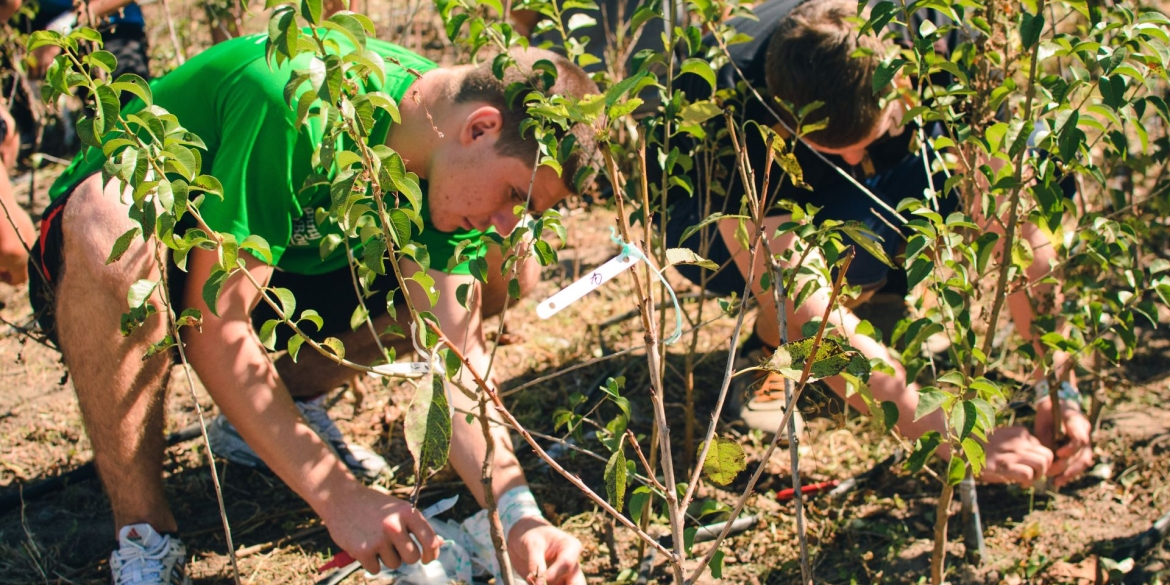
[55,174,176,534]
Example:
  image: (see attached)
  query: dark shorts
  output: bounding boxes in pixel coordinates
[99,24,152,106]
[665,150,959,297]
[30,175,400,351]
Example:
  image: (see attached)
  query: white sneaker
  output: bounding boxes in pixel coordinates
[110,523,190,585]
[205,396,389,480]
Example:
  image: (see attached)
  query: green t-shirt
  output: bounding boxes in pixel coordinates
[51,33,482,275]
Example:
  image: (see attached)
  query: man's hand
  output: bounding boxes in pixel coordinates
[507,517,585,585]
[978,426,1055,487]
[322,486,442,575]
[30,44,61,78]
[1034,399,1093,488]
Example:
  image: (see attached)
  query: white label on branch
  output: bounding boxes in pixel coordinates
[537,252,641,319]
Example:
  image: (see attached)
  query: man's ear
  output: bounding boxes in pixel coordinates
[460,105,504,146]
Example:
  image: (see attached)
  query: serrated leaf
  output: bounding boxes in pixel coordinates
[697,437,746,486]
[405,371,452,481]
[767,336,856,382]
[107,227,141,265]
[604,449,628,511]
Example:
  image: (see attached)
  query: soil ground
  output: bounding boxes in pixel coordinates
[2,3,1170,584]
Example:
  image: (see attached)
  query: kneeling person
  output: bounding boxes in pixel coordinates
[33,33,597,585]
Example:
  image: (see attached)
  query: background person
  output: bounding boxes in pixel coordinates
[655,0,1092,488]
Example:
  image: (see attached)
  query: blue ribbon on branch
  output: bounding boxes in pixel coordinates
[610,228,683,345]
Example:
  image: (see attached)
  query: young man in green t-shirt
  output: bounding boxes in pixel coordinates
[32,34,598,585]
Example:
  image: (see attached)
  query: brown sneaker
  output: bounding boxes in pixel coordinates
[729,348,806,441]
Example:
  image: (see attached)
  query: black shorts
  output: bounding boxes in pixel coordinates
[30,175,401,351]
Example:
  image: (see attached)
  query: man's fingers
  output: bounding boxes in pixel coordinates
[404,513,442,564]
[355,549,382,575]
[526,541,549,585]
[983,463,1035,486]
[379,543,402,570]
[545,541,585,585]
[1052,447,1094,488]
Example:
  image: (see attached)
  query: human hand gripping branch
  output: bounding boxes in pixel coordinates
[410,261,586,585]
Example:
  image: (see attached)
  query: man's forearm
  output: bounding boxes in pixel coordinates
[446,346,528,510]
[185,320,363,514]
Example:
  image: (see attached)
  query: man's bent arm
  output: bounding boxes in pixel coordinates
[183,248,438,572]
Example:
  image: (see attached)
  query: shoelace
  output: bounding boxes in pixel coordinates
[112,537,172,585]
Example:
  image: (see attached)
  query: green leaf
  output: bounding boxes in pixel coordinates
[959,400,978,440]
[106,227,141,265]
[840,224,894,268]
[349,305,369,332]
[405,370,452,482]
[664,248,718,270]
[947,456,967,486]
[299,308,324,331]
[697,436,746,486]
[961,437,986,475]
[678,213,749,245]
[629,486,652,524]
[679,101,723,126]
[711,550,725,579]
[321,337,346,360]
[914,387,949,421]
[873,58,906,94]
[679,58,716,93]
[604,449,628,512]
[881,401,899,432]
[533,239,556,265]
[766,336,857,382]
[1019,12,1044,49]
[287,334,305,362]
[241,235,273,264]
[301,0,322,24]
[259,319,280,350]
[905,431,942,474]
[94,84,121,134]
[202,269,229,317]
[110,73,152,106]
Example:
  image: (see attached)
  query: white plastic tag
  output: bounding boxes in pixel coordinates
[367,361,431,378]
[537,252,640,319]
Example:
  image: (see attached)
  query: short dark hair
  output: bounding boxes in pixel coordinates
[454,47,600,194]
[765,0,887,148]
